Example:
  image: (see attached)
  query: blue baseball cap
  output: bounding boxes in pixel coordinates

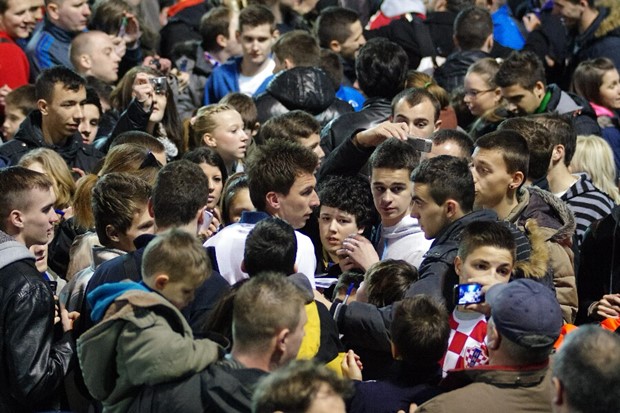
[486,278,563,349]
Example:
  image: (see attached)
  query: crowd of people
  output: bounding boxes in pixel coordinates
[0,0,620,412]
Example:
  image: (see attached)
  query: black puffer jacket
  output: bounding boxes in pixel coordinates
[254,66,353,127]
[0,231,75,412]
[0,110,103,172]
[320,96,391,156]
[434,50,490,93]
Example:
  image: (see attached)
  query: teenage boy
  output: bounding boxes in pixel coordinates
[340,139,432,271]
[343,295,449,413]
[533,114,615,247]
[0,167,75,411]
[494,50,600,136]
[62,173,154,313]
[204,5,278,104]
[206,139,319,286]
[78,229,222,413]
[0,66,103,172]
[471,130,578,322]
[2,84,37,140]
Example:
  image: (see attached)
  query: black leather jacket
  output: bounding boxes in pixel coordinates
[254,66,353,127]
[0,231,75,412]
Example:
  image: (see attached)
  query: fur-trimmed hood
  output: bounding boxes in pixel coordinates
[513,219,549,281]
[594,0,620,39]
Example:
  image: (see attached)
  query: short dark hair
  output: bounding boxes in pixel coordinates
[272,30,320,67]
[454,7,493,51]
[411,156,475,212]
[316,7,360,47]
[221,92,258,132]
[370,139,421,175]
[319,49,343,91]
[151,160,209,228]
[392,88,441,123]
[572,58,616,106]
[495,51,546,89]
[446,0,476,14]
[36,66,86,102]
[220,172,250,226]
[183,146,229,184]
[0,167,53,230]
[432,129,474,158]
[238,4,275,32]
[200,6,233,51]
[92,173,151,247]
[84,86,102,115]
[391,296,450,366]
[531,113,577,166]
[244,217,297,276]
[366,260,419,307]
[317,175,375,229]
[458,220,516,262]
[260,110,320,144]
[553,325,620,413]
[252,359,353,413]
[475,130,530,179]
[5,85,37,117]
[356,38,408,99]
[245,140,318,211]
[498,117,552,180]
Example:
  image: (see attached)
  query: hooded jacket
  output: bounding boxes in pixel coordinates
[0,110,103,172]
[254,66,353,127]
[77,283,221,413]
[505,186,578,323]
[571,0,620,74]
[0,230,75,412]
[544,83,601,136]
[376,215,433,269]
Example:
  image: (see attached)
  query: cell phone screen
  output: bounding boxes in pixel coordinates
[454,283,484,305]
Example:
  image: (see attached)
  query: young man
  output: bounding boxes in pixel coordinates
[26,0,91,80]
[0,66,103,172]
[78,229,221,413]
[62,172,154,313]
[0,167,76,411]
[533,114,615,247]
[320,37,409,156]
[254,30,352,127]
[316,7,366,85]
[494,50,600,136]
[426,129,474,160]
[341,139,432,271]
[416,278,563,413]
[434,7,494,93]
[173,6,242,119]
[343,295,449,413]
[204,5,278,104]
[319,87,441,179]
[471,130,578,322]
[69,30,122,84]
[206,139,319,286]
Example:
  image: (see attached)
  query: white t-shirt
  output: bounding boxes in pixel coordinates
[238,59,275,96]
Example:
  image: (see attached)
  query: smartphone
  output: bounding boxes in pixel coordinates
[454,283,484,306]
[200,209,214,232]
[407,137,433,153]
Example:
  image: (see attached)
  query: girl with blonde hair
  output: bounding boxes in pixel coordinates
[570,135,620,204]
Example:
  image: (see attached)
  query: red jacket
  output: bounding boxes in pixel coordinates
[0,31,29,89]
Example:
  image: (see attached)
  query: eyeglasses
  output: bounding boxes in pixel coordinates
[139,151,163,170]
[464,88,495,98]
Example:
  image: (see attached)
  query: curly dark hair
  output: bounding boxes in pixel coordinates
[317,174,375,229]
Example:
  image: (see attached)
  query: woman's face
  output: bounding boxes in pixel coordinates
[204,110,249,164]
[463,72,501,117]
[227,187,254,224]
[599,69,620,110]
[199,162,224,210]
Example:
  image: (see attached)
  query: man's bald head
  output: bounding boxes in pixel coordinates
[70,30,121,83]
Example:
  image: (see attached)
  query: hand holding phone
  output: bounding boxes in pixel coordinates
[454,282,484,306]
